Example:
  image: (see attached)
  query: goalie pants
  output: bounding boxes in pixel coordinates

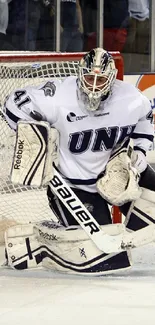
[47,164,155,229]
[47,186,112,226]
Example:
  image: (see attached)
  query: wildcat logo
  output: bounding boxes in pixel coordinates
[41,81,56,97]
[84,203,94,213]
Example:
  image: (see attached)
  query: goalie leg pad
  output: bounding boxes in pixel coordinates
[5,224,42,270]
[43,242,132,276]
[124,188,155,231]
[5,221,132,275]
[11,120,59,187]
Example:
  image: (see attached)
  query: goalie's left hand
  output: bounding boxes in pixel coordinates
[96,148,142,206]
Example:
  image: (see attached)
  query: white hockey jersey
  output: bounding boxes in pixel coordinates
[4,76,154,192]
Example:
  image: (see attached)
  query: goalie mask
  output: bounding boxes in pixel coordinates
[77,48,118,112]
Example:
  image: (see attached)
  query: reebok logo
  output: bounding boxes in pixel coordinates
[67,112,88,122]
[14,140,24,170]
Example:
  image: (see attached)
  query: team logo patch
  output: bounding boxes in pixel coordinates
[67,112,88,122]
[84,203,94,213]
[41,81,56,97]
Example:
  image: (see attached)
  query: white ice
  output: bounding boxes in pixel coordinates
[0,244,155,325]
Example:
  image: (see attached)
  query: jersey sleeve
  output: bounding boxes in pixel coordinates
[3,80,60,130]
[132,93,154,153]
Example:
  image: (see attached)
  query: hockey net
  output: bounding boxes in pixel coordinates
[0,51,123,244]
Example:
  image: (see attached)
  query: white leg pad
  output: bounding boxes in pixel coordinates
[125,187,155,228]
[5,224,41,269]
[4,222,132,275]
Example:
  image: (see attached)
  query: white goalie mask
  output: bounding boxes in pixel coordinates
[77,48,118,112]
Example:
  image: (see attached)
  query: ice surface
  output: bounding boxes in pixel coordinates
[0,244,155,325]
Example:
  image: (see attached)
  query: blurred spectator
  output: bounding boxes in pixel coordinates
[122,0,150,73]
[81,0,97,36]
[7,0,24,50]
[84,0,129,52]
[60,0,83,52]
[123,0,150,54]
[27,0,42,50]
[36,0,55,51]
[0,0,14,50]
[103,0,129,51]
[7,0,42,51]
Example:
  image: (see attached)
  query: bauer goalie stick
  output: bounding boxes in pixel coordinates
[49,166,155,254]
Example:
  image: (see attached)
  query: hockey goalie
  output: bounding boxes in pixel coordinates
[2,48,155,276]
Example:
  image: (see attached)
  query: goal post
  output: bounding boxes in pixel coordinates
[0,51,123,243]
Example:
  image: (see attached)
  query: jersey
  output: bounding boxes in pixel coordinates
[4,76,154,192]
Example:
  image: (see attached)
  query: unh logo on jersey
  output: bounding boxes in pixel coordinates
[41,81,56,97]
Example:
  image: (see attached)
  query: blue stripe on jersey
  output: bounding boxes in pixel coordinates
[54,164,97,185]
[5,107,20,124]
[131,133,154,142]
[66,177,96,185]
